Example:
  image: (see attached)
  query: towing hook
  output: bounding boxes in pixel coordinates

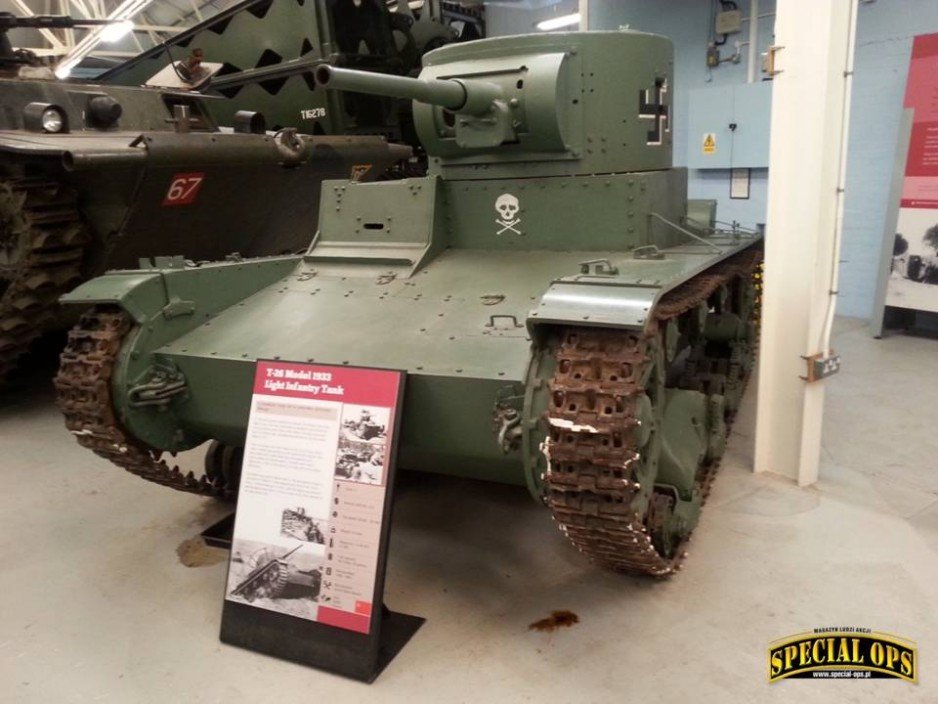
[496,407,523,453]
[274,128,308,166]
[127,366,188,409]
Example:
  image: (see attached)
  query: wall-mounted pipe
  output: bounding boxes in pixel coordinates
[820,0,860,356]
[747,0,759,83]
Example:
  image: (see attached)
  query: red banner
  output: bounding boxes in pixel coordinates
[254,360,401,408]
[900,34,938,207]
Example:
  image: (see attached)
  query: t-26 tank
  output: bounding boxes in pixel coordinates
[55,30,762,577]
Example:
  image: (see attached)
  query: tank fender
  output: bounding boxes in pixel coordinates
[60,272,165,324]
[526,279,657,334]
[61,256,300,332]
[525,238,764,335]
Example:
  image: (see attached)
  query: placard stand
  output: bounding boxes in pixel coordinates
[201,513,234,549]
[219,361,421,682]
[871,33,938,337]
[221,602,424,682]
[870,109,914,338]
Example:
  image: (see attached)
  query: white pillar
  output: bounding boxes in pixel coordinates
[578,0,589,31]
[753,0,857,486]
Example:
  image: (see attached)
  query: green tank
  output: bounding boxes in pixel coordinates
[0,13,408,382]
[55,30,763,577]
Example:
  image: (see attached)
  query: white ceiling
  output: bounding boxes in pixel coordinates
[1,0,241,59]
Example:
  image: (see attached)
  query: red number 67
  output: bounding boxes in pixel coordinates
[162,172,205,206]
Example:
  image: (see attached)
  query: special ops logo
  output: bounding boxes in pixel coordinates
[768,629,917,683]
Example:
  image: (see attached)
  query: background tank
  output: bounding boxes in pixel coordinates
[98,0,480,144]
[56,31,763,578]
[0,12,408,382]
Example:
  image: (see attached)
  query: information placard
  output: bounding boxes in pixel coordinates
[220,360,421,681]
[884,33,938,315]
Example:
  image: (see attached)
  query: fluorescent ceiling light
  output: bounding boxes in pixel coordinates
[536,12,580,31]
[54,57,80,79]
[53,0,154,77]
[100,20,135,43]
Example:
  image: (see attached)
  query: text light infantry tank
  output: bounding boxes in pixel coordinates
[0,13,408,382]
[55,31,763,577]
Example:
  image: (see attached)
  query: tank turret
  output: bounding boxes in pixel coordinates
[314,64,509,147]
[316,31,673,178]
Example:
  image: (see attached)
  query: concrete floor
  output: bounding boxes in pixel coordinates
[1,317,936,703]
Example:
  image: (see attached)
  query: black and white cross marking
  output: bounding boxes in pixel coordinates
[638,78,670,146]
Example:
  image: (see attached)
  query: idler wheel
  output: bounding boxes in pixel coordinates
[204,441,244,492]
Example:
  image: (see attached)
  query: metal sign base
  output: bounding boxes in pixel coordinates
[201,513,235,549]
[220,601,424,683]
[205,507,424,682]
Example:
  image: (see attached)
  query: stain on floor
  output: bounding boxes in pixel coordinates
[176,537,227,567]
[529,610,579,632]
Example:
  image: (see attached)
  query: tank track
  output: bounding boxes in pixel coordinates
[545,247,762,577]
[0,177,88,383]
[54,306,236,499]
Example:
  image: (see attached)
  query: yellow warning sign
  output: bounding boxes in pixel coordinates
[702,133,717,155]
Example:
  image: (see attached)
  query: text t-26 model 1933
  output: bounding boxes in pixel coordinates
[55,30,763,577]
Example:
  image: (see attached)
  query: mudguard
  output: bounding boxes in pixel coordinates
[61,271,165,324]
[60,255,299,334]
[527,235,760,334]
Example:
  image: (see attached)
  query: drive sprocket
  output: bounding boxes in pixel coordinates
[54,306,237,499]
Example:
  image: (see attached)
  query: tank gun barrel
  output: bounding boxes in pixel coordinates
[313,64,501,116]
[0,13,113,30]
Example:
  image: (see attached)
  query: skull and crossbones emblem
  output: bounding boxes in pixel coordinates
[494,193,521,235]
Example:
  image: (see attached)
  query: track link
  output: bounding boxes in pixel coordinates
[545,247,763,577]
[0,178,88,382]
[53,306,236,499]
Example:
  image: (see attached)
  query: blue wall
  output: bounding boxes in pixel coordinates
[589,0,776,232]
[838,0,938,318]
[487,0,938,320]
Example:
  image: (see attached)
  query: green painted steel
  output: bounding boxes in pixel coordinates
[63,31,763,505]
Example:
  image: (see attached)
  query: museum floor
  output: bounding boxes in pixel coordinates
[1,317,936,703]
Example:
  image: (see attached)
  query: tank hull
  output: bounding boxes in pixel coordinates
[63,230,758,490]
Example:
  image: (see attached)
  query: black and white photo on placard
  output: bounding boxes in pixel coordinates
[227,539,323,620]
[887,210,938,313]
